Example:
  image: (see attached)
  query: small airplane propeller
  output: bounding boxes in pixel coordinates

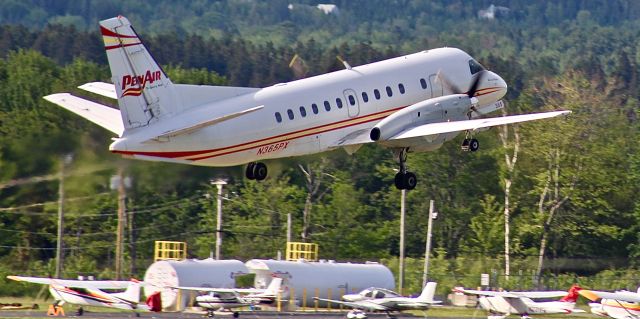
[436,69,488,118]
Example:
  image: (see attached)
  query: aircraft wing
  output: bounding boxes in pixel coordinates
[580,289,640,303]
[391,110,571,141]
[43,93,124,136]
[8,275,131,289]
[78,82,117,99]
[174,286,264,294]
[454,288,567,299]
[313,297,389,311]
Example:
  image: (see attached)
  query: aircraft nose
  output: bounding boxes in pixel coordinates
[474,71,507,105]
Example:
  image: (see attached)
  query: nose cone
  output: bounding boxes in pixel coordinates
[474,71,507,106]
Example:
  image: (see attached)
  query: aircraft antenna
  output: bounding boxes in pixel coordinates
[336,56,352,70]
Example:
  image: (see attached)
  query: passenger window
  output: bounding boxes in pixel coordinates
[420,78,427,89]
[324,101,331,111]
[398,83,405,94]
[299,106,307,117]
[386,86,393,97]
[312,103,319,114]
[275,112,282,123]
[287,109,294,120]
[348,95,356,106]
[362,92,369,102]
[336,98,343,109]
[374,89,381,100]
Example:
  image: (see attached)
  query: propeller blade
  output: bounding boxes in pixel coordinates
[467,70,486,98]
[435,69,462,94]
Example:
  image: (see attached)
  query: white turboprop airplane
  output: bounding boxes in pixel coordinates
[580,287,640,319]
[455,284,584,319]
[7,275,157,316]
[44,16,570,190]
[314,282,440,319]
[174,277,283,318]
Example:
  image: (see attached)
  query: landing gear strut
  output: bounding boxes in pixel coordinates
[207,309,215,318]
[393,148,417,190]
[245,162,268,180]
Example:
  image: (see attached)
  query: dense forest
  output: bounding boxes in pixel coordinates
[0,0,639,296]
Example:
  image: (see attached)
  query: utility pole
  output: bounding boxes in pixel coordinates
[287,213,292,242]
[115,168,126,280]
[423,200,435,287]
[211,179,227,260]
[398,188,406,295]
[55,155,70,278]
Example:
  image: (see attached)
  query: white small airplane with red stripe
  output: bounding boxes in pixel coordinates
[44,16,569,189]
[7,275,159,315]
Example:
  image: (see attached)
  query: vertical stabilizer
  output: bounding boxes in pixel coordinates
[263,278,283,296]
[417,282,438,303]
[100,16,181,131]
[559,284,581,303]
[113,279,141,304]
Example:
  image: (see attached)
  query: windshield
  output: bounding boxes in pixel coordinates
[469,59,485,75]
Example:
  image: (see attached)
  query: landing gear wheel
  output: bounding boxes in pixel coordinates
[403,172,417,190]
[76,307,84,316]
[469,138,479,152]
[135,313,141,317]
[233,311,240,318]
[252,162,268,180]
[394,172,405,189]
[245,162,256,179]
[461,138,470,151]
[207,310,215,318]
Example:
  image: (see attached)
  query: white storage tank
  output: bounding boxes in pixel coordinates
[245,259,395,307]
[144,258,248,311]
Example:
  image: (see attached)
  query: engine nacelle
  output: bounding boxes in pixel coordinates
[370,94,474,141]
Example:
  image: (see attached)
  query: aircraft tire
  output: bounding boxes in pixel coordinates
[253,162,268,180]
[233,311,240,318]
[246,162,256,179]
[469,138,479,152]
[394,172,405,189]
[403,172,417,190]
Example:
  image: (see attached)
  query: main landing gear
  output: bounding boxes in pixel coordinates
[245,162,268,180]
[460,131,479,152]
[394,148,417,190]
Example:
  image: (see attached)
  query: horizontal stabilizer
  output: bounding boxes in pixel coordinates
[78,82,117,99]
[7,275,131,289]
[392,110,570,140]
[151,105,264,140]
[43,93,124,136]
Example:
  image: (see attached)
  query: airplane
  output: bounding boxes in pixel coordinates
[313,282,441,319]
[174,277,283,318]
[579,287,640,319]
[7,275,158,316]
[454,284,584,319]
[44,15,570,190]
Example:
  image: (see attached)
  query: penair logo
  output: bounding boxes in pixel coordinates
[121,70,162,97]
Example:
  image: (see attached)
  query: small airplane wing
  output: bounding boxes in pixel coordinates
[8,275,131,289]
[391,110,571,141]
[173,286,264,294]
[78,82,117,99]
[455,288,567,299]
[313,297,389,311]
[579,289,640,303]
[43,93,124,136]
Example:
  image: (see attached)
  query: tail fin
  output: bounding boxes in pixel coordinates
[560,284,581,303]
[416,282,438,303]
[263,278,283,296]
[100,16,181,131]
[112,279,142,304]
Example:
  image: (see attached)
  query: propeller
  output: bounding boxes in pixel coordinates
[436,69,488,118]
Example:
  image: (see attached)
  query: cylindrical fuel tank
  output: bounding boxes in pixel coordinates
[245,259,395,307]
[143,258,248,311]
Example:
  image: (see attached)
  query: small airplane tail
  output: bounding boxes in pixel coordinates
[112,279,142,304]
[99,16,182,131]
[416,282,438,303]
[559,284,582,303]
[263,277,283,296]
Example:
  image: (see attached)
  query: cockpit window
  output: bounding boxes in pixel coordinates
[469,59,485,75]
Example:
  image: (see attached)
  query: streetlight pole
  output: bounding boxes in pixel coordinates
[423,200,435,287]
[211,179,227,260]
[399,188,406,294]
[55,154,72,278]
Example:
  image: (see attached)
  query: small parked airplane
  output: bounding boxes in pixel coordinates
[314,282,440,319]
[44,15,569,189]
[455,284,584,319]
[580,287,640,319]
[174,277,282,318]
[7,275,159,316]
